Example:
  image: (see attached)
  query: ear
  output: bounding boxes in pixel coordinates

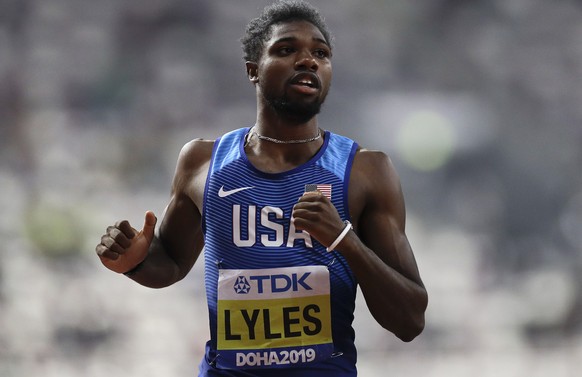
[246,61,259,84]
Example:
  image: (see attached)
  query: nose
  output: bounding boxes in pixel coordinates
[294,52,318,71]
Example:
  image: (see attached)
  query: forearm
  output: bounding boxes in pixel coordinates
[124,237,183,288]
[338,232,427,341]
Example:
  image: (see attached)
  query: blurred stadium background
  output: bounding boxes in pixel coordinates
[1,0,582,376]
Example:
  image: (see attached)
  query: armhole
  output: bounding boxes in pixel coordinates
[343,142,359,223]
[201,138,221,234]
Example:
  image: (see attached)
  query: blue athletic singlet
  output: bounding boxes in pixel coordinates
[199,127,359,376]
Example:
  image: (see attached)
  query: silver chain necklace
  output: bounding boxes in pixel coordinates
[250,127,322,144]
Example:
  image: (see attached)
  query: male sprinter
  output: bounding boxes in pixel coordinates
[96,1,428,376]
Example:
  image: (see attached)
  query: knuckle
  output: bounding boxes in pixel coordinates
[113,231,124,243]
[111,243,125,254]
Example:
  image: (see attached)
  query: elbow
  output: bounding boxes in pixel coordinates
[378,309,426,342]
[393,290,428,342]
[394,314,425,342]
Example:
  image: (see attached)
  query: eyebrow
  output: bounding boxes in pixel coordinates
[271,36,330,48]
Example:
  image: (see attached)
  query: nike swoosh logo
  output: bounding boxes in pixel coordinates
[218,185,254,198]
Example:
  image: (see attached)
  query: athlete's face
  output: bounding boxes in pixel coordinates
[248,20,333,123]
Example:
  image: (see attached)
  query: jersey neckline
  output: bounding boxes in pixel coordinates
[239,126,331,179]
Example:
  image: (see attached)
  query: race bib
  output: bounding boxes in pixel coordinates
[216,266,333,369]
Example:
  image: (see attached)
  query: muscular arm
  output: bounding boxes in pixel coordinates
[98,139,212,288]
[292,149,427,341]
[343,150,427,341]
[125,193,203,288]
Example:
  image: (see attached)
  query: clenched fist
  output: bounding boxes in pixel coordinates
[96,211,157,274]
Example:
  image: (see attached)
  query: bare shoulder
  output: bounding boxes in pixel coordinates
[172,138,215,207]
[176,138,215,173]
[352,148,401,193]
[353,148,391,167]
[349,148,405,227]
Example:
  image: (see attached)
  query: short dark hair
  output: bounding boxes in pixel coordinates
[241,0,333,62]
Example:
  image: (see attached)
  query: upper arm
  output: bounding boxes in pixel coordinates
[350,150,423,285]
[156,139,214,280]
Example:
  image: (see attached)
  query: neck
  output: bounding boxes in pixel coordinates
[254,108,320,142]
[245,108,324,168]
[244,124,325,173]
[251,126,321,144]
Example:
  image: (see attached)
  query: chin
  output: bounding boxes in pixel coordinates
[269,98,324,123]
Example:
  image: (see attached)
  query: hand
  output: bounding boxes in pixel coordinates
[96,211,157,274]
[291,191,346,248]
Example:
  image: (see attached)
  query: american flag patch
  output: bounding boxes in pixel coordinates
[305,184,332,200]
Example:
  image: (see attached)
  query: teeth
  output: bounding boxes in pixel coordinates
[292,75,317,88]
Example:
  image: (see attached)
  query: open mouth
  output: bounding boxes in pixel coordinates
[290,72,320,90]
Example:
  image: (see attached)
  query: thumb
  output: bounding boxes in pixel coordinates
[141,211,157,242]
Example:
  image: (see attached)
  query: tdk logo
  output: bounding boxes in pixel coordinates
[233,276,251,294]
[252,272,313,294]
[234,273,313,294]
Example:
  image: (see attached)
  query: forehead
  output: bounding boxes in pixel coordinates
[266,20,328,46]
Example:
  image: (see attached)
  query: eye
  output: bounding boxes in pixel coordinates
[278,46,295,55]
[313,49,330,59]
